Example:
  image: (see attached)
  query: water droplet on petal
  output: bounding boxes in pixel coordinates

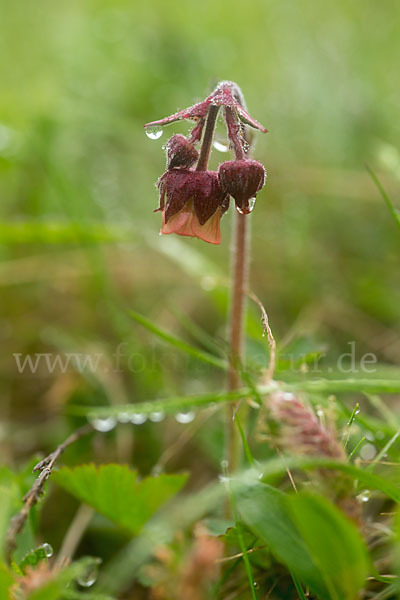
[149,411,165,422]
[130,412,147,425]
[357,489,371,503]
[90,416,117,432]
[213,140,229,153]
[145,126,163,140]
[42,543,53,558]
[175,411,195,424]
[77,557,101,588]
[236,197,256,215]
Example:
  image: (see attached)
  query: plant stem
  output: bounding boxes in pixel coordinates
[226,106,250,471]
[196,104,220,171]
[55,503,94,568]
[6,423,93,563]
[227,212,249,470]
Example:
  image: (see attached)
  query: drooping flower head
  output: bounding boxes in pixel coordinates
[156,169,229,244]
[145,81,268,244]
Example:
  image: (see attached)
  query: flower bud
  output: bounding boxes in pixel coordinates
[218,159,266,213]
[165,134,199,170]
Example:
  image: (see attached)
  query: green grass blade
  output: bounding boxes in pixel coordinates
[347,437,366,461]
[234,413,255,467]
[0,221,134,244]
[258,455,400,502]
[366,429,400,471]
[68,378,400,421]
[367,165,400,232]
[290,571,308,600]
[67,388,258,419]
[129,310,228,370]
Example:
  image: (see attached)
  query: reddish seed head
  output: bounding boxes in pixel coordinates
[218,159,266,213]
[165,134,199,170]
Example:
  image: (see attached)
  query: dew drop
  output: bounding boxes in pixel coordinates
[149,411,165,422]
[201,275,216,291]
[357,489,371,503]
[118,412,131,423]
[175,411,195,424]
[354,407,361,415]
[219,475,229,483]
[360,442,376,460]
[90,416,117,432]
[236,198,256,215]
[151,464,163,476]
[213,140,229,153]
[41,543,53,558]
[77,557,101,588]
[145,126,163,140]
[130,412,147,425]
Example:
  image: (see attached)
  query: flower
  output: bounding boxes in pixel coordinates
[156,169,229,244]
[218,159,266,214]
[146,81,268,243]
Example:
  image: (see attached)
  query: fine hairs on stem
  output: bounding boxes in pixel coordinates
[225,102,252,472]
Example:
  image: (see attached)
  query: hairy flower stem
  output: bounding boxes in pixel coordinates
[196,105,220,171]
[226,106,250,472]
[227,213,249,470]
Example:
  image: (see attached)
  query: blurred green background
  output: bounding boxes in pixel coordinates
[1,0,400,469]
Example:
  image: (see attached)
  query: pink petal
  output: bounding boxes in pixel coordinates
[191,209,221,245]
[161,207,194,237]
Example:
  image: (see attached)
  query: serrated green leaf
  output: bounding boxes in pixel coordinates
[52,464,187,534]
[19,544,52,573]
[287,493,369,600]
